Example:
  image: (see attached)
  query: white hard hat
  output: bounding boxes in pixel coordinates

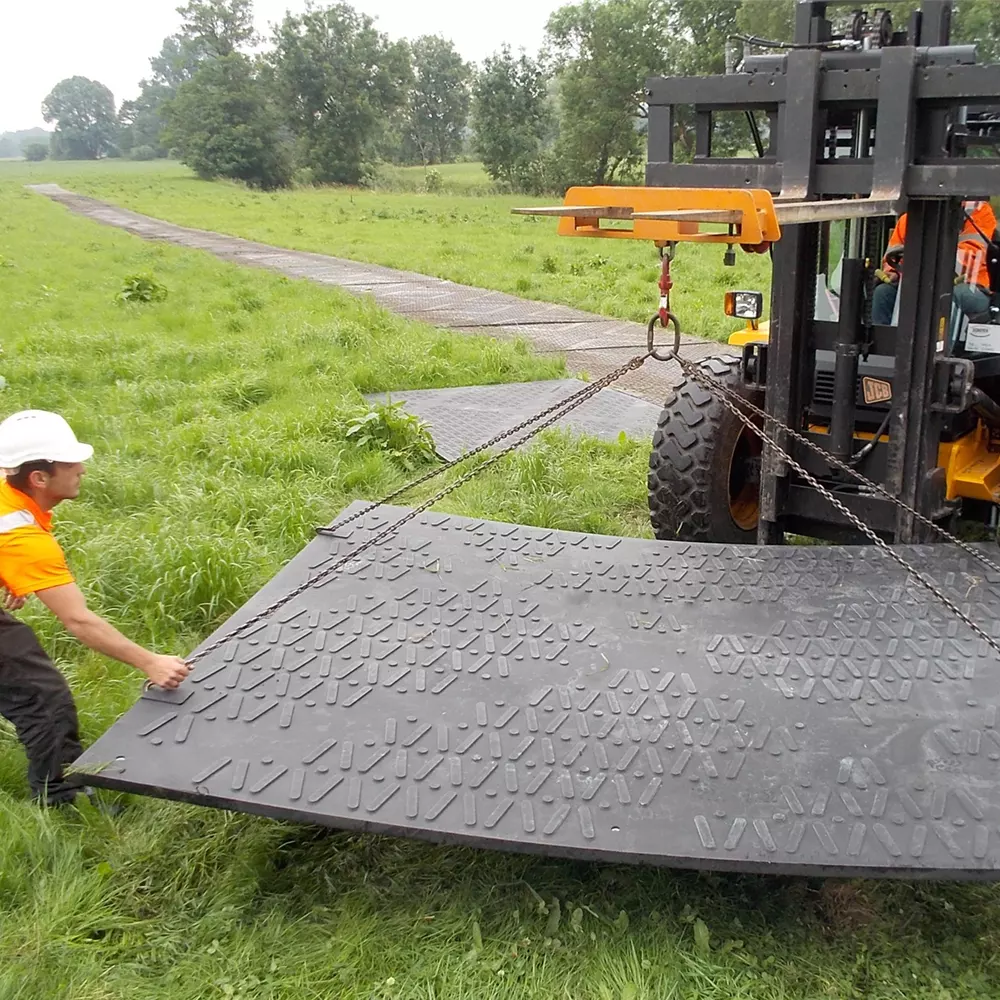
[0,410,94,470]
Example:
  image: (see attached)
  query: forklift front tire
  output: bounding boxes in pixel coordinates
[648,356,765,545]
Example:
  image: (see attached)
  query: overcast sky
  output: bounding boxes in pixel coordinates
[0,0,561,132]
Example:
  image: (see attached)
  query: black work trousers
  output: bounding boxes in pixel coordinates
[0,610,83,804]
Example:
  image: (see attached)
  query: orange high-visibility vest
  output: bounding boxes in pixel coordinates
[884,201,996,290]
[0,480,75,598]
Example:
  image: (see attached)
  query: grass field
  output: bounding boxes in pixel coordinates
[376,160,497,195]
[3,159,771,340]
[3,165,1000,1000]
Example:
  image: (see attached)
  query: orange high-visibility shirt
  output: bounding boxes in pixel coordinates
[0,480,75,598]
[884,202,996,290]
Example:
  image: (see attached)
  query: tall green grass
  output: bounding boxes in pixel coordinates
[2,159,771,340]
[1,179,999,1000]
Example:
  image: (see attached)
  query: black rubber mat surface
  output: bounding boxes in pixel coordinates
[77,504,1000,878]
[364,380,661,460]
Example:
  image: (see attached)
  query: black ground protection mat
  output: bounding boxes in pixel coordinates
[364,380,661,460]
[77,504,1000,879]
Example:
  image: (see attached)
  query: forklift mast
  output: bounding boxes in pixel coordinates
[644,0,1000,543]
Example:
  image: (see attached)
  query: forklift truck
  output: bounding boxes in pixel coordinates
[520,0,1000,546]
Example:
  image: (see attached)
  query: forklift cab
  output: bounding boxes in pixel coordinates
[816,214,1000,344]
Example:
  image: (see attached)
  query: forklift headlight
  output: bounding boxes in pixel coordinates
[724,290,763,320]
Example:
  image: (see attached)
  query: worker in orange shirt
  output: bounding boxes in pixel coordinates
[872,200,996,326]
[0,410,189,806]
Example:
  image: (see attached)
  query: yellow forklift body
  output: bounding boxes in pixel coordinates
[802,421,1000,504]
[939,425,1000,502]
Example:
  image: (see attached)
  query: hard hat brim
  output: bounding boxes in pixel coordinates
[55,442,94,464]
[0,441,93,467]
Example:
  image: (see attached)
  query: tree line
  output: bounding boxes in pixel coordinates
[33,0,1000,193]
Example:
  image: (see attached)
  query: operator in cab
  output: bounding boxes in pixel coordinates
[0,410,190,806]
[872,199,996,326]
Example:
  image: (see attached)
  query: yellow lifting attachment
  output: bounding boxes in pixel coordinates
[513,186,896,250]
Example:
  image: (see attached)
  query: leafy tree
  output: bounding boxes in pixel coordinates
[149,33,211,89]
[0,130,49,158]
[22,142,49,162]
[401,36,472,165]
[119,34,210,156]
[176,0,257,57]
[122,2,258,160]
[955,0,1000,61]
[537,0,782,185]
[269,3,412,185]
[735,0,794,44]
[42,76,118,159]
[118,91,168,156]
[545,0,671,187]
[471,46,551,191]
[665,0,747,158]
[120,2,255,155]
[163,53,291,188]
[667,0,740,75]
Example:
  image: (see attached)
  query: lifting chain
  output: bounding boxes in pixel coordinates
[184,351,651,666]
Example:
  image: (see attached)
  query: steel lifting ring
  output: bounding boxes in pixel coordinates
[647,312,681,362]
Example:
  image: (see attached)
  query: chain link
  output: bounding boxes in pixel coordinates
[675,356,1000,659]
[186,353,651,665]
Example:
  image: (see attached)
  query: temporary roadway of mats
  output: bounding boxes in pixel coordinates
[32,186,1000,878]
[362,381,661,459]
[28,184,722,406]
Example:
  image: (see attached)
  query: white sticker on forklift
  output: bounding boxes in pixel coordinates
[966,324,1000,353]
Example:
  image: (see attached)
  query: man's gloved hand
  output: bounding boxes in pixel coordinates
[875,268,900,285]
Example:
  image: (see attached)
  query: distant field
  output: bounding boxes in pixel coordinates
[3,158,772,340]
